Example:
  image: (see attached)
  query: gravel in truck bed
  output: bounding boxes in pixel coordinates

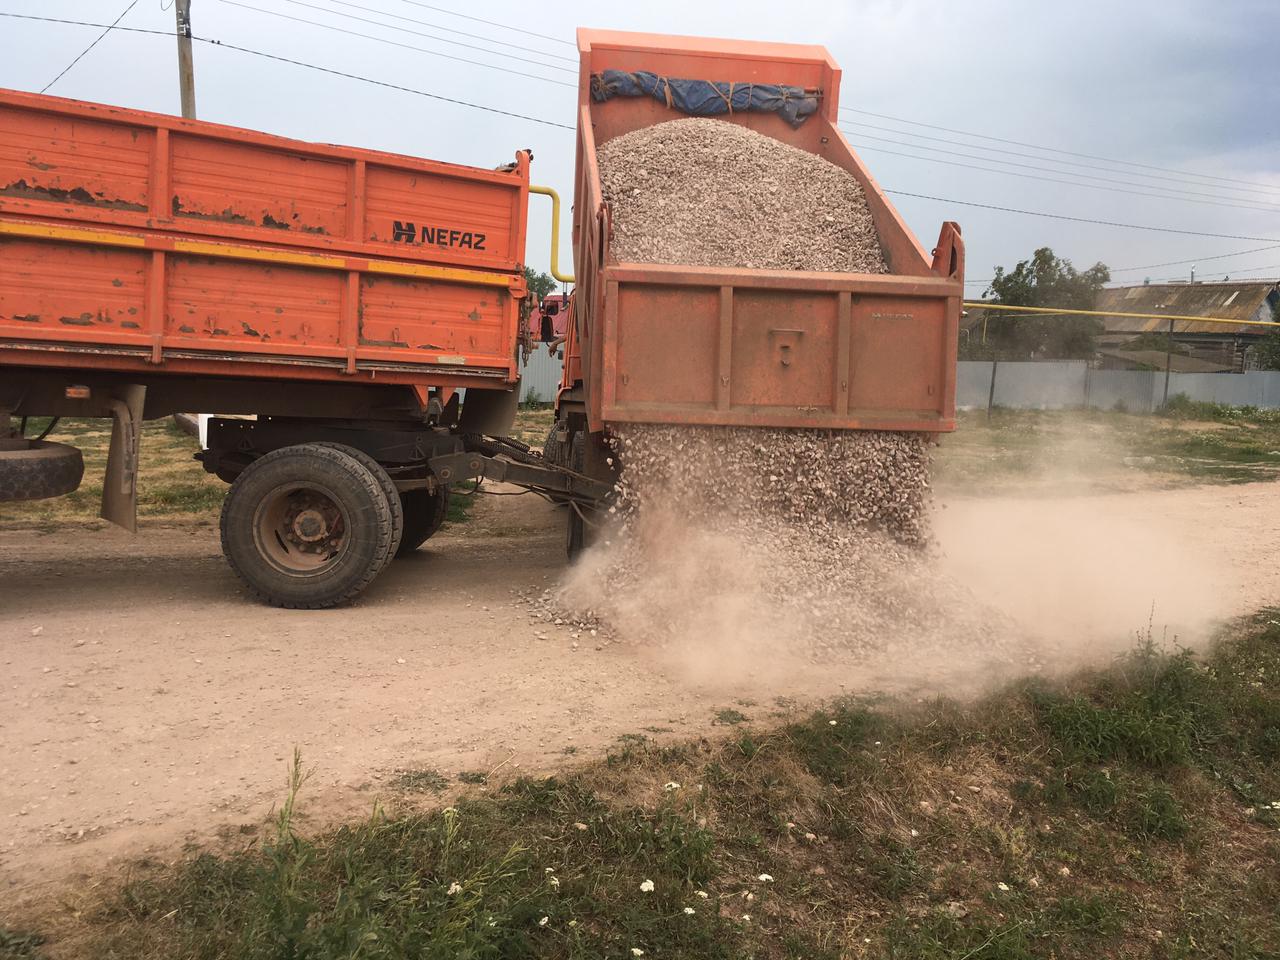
[597,117,888,274]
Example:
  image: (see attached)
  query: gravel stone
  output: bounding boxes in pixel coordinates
[598,118,887,274]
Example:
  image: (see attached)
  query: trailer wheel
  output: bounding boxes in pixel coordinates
[309,442,404,568]
[564,431,598,561]
[220,443,394,608]
[396,485,450,557]
[0,439,84,502]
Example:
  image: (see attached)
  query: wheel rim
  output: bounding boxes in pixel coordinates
[252,481,351,577]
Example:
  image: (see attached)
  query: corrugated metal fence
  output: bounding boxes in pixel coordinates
[518,355,1280,411]
[957,361,1280,412]
[519,346,563,404]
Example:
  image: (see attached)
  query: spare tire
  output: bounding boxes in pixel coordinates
[0,440,84,502]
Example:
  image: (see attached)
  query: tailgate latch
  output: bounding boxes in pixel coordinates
[769,328,804,367]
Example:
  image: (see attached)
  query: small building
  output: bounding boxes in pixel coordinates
[1095,280,1280,372]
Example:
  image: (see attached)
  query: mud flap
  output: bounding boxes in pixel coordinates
[101,384,146,532]
[458,385,519,437]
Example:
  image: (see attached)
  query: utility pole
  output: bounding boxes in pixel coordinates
[174,0,197,119]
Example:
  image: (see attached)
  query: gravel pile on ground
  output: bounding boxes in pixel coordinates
[545,426,1017,664]
[598,118,887,273]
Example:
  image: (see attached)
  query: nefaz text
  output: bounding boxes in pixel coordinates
[392,220,486,251]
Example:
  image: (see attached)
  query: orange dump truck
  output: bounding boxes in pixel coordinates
[1,29,962,606]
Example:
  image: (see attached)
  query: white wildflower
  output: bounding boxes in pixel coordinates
[639,879,655,893]
[757,873,774,882]
[997,882,1010,892]
[548,876,560,889]
[631,949,645,957]
[446,881,462,895]
[804,832,817,841]
[696,890,709,899]
[539,916,549,927]
[545,867,556,873]
[910,829,919,837]
[663,781,681,792]
[741,914,751,922]
[828,720,837,726]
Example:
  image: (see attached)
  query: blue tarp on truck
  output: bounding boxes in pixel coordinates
[590,70,820,127]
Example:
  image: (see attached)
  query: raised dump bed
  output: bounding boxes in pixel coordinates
[567,30,964,434]
[0,87,529,390]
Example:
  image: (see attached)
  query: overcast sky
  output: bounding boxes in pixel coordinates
[3,0,1278,292]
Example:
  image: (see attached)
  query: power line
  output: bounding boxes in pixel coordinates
[1111,244,1280,273]
[840,128,1280,211]
[264,0,574,71]
[839,106,1279,194]
[396,0,574,48]
[295,0,575,63]
[41,0,140,94]
[845,139,1280,216]
[1151,262,1280,283]
[841,118,1280,200]
[200,34,576,127]
[884,190,1280,243]
[220,0,574,88]
[7,12,1278,251]
[0,11,577,123]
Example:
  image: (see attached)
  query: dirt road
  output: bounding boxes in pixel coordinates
[3,481,1278,905]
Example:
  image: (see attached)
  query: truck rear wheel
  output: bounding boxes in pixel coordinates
[396,485,450,557]
[0,439,84,502]
[220,443,394,608]
[309,442,404,568]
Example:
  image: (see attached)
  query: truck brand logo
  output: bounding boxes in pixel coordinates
[871,312,914,322]
[392,220,486,251]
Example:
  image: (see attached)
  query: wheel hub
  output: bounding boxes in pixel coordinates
[263,489,347,562]
[291,508,328,543]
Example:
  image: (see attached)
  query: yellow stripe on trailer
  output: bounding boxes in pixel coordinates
[0,219,517,289]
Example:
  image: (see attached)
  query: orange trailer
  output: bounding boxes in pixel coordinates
[0,87,529,390]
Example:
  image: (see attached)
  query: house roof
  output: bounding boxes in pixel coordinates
[1095,280,1280,336]
[1095,348,1233,373]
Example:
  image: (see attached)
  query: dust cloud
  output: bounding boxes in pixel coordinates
[552,422,1234,700]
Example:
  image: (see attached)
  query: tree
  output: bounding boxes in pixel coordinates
[524,267,558,302]
[966,247,1110,360]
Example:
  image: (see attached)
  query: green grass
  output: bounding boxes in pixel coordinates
[0,928,45,960]
[935,406,1280,493]
[19,612,1280,959]
[0,417,226,526]
[391,768,450,794]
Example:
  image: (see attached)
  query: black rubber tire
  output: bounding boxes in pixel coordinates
[219,443,394,609]
[564,431,597,561]
[396,485,450,557]
[0,440,84,501]
[542,421,568,468]
[309,442,404,568]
